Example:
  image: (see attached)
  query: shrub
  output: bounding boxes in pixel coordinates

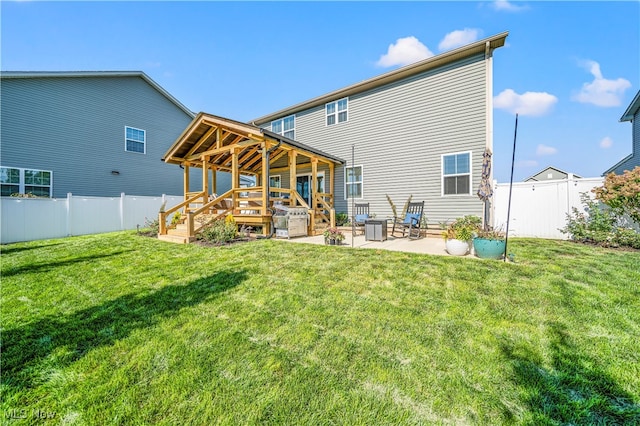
[335,212,349,226]
[561,193,639,249]
[594,166,640,226]
[199,216,237,244]
[142,217,160,237]
[442,215,482,241]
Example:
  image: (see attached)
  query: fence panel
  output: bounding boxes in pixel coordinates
[1,197,68,243]
[1,193,182,244]
[493,177,604,239]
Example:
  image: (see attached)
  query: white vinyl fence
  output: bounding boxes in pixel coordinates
[1,193,183,244]
[493,176,604,239]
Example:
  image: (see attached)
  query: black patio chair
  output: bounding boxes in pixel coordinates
[352,203,370,235]
[391,201,425,239]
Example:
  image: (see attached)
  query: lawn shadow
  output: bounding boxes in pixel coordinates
[1,250,134,277]
[500,321,640,424]
[1,269,247,392]
[0,242,62,256]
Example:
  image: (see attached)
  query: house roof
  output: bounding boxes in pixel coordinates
[250,31,509,125]
[620,90,640,122]
[162,112,344,172]
[524,166,582,182]
[0,71,195,118]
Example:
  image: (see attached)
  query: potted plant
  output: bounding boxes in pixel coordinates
[473,228,506,259]
[442,215,481,256]
[323,227,345,245]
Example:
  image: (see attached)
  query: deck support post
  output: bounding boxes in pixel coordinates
[202,156,209,205]
[289,151,297,207]
[231,148,239,209]
[261,141,269,216]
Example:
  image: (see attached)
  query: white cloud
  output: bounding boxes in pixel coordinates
[536,144,557,156]
[376,36,434,67]
[599,136,613,149]
[516,160,538,168]
[572,60,631,107]
[494,89,558,116]
[491,0,529,12]
[438,29,481,51]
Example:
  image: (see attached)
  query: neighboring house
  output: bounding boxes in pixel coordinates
[604,90,640,176]
[524,166,582,182]
[251,32,508,225]
[0,71,239,198]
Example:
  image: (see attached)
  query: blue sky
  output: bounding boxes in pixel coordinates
[2,1,638,182]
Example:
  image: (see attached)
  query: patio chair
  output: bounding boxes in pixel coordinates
[352,203,370,235]
[391,201,425,240]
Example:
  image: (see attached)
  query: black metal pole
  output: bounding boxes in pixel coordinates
[504,113,518,262]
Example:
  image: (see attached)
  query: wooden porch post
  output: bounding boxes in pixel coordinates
[183,163,190,201]
[329,162,335,228]
[261,141,268,216]
[289,151,297,206]
[211,165,217,195]
[311,158,318,209]
[202,156,209,205]
[231,148,239,209]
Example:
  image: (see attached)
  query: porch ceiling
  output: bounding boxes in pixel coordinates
[162,112,344,174]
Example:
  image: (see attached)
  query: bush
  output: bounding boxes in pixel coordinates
[335,212,349,226]
[199,216,237,244]
[561,193,640,249]
[142,217,160,237]
[594,166,640,226]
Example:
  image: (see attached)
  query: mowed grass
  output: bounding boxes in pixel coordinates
[1,232,639,425]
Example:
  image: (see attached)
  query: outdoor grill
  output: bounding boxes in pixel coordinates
[273,205,308,239]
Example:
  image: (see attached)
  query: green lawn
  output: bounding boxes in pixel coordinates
[1,232,639,425]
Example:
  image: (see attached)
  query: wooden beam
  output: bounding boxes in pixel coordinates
[239,146,259,165]
[270,161,311,174]
[211,165,217,194]
[216,127,222,149]
[185,126,216,159]
[329,162,335,205]
[231,148,239,190]
[202,156,209,203]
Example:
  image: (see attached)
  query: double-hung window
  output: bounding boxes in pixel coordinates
[271,115,295,139]
[326,98,348,125]
[1,166,53,197]
[345,165,363,199]
[269,175,282,197]
[442,152,471,195]
[125,126,146,154]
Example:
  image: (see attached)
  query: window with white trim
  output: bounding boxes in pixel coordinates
[1,166,53,197]
[125,126,146,153]
[326,98,348,125]
[442,152,471,195]
[271,115,295,139]
[345,165,363,199]
[269,175,282,197]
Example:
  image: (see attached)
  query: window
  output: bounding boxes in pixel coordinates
[442,152,471,195]
[345,165,363,199]
[269,175,281,197]
[271,115,295,139]
[326,98,348,125]
[125,126,146,153]
[1,166,52,197]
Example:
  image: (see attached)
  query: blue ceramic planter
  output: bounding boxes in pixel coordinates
[473,238,506,259]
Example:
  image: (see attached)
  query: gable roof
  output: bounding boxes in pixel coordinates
[524,166,582,182]
[1,71,195,118]
[250,31,508,125]
[162,112,344,169]
[620,90,640,122]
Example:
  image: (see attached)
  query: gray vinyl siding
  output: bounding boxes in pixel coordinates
[609,110,640,175]
[270,53,488,224]
[1,76,199,198]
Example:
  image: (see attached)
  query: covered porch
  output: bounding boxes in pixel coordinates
[159,113,344,243]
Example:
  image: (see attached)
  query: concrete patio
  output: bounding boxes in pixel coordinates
[279,231,474,257]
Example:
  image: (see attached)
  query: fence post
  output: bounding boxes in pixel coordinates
[66,193,73,236]
[120,192,126,230]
